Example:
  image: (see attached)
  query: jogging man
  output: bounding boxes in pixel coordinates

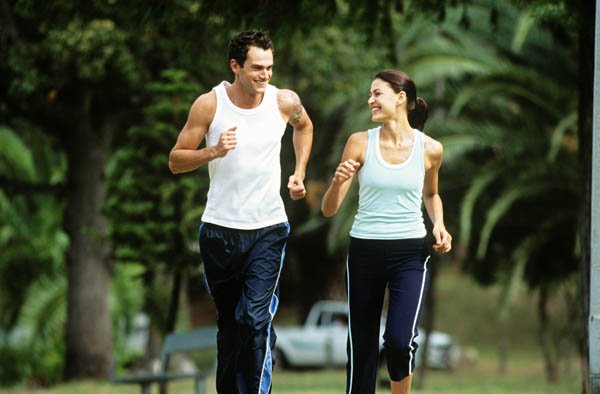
[169,30,313,393]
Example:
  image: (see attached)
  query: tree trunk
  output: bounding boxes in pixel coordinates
[578,0,594,392]
[538,285,560,383]
[64,92,113,380]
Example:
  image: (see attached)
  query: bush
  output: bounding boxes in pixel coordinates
[0,345,22,386]
[0,340,64,388]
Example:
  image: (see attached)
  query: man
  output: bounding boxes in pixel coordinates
[168,30,313,394]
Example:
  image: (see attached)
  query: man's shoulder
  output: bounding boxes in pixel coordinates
[275,88,302,116]
[193,89,217,107]
[276,87,301,104]
[192,90,217,112]
[189,90,217,126]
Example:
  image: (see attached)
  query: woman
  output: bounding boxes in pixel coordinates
[321,70,452,394]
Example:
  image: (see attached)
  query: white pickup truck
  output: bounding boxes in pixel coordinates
[274,300,459,370]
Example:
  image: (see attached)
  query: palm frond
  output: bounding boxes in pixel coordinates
[0,126,37,181]
[547,111,577,162]
[511,9,536,53]
[437,134,491,164]
[459,167,504,250]
[450,77,562,118]
[21,277,67,345]
[498,252,526,321]
[476,182,556,259]
[0,192,29,237]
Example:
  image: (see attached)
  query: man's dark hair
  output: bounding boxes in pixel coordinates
[228,30,274,67]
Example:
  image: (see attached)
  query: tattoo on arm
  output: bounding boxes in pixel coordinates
[290,105,303,125]
[278,90,306,126]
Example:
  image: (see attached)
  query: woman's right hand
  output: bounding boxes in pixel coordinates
[332,159,361,185]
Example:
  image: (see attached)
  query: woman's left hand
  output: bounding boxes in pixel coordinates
[432,224,452,253]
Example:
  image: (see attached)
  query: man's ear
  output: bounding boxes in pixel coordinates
[230,59,240,75]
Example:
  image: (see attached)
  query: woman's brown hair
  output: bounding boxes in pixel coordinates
[374,70,428,131]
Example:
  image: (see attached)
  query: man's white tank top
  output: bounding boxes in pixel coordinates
[350,127,427,239]
[201,81,288,229]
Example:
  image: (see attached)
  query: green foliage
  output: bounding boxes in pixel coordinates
[0,334,65,387]
[0,127,36,180]
[0,126,67,331]
[105,69,208,333]
[6,17,141,111]
[433,2,580,290]
[110,263,146,367]
[44,19,139,84]
[105,69,204,271]
[197,0,338,36]
[0,345,27,387]
[0,125,67,386]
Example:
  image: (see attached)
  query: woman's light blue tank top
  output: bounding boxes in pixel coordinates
[349,127,427,240]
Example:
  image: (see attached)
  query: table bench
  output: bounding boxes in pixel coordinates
[111,326,217,394]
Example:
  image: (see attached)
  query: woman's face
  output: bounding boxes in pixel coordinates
[368,78,402,122]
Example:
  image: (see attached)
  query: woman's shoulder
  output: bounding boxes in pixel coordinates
[343,130,370,162]
[422,132,444,163]
[348,130,369,144]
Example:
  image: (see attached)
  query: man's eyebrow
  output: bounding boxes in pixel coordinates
[249,63,273,68]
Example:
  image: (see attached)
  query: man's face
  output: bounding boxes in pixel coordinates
[232,46,273,96]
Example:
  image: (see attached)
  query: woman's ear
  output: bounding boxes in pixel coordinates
[396,91,407,106]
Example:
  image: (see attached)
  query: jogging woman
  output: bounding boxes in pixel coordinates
[321,70,452,394]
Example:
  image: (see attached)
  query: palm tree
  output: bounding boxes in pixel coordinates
[0,126,67,330]
[0,125,68,385]
[428,4,579,382]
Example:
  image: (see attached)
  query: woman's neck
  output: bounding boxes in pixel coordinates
[380,116,413,145]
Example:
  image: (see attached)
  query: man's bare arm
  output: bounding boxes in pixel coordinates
[278,89,313,180]
[168,91,234,174]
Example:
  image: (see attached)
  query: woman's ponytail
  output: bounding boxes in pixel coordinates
[374,70,429,131]
[408,96,428,131]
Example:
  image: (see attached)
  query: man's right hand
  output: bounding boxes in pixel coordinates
[215,126,237,157]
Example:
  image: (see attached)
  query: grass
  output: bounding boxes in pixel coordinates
[0,350,580,394]
[0,266,582,393]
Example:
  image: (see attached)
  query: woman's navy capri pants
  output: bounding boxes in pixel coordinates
[345,237,430,394]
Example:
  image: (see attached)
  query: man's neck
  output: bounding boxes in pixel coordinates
[226,81,265,109]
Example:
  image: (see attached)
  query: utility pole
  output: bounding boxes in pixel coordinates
[590,1,600,392]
